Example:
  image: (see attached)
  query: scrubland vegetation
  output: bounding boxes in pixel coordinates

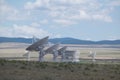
[0,43,120,80]
[0,59,120,80]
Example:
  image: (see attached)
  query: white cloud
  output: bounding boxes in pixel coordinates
[51,34,62,38]
[13,24,50,38]
[109,0,120,6]
[0,24,50,38]
[31,22,40,27]
[0,27,13,37]
[92,14,112,22]
[53,0,88,5]
[54,19,76,26]
[1,0,120,28]
[0,23,62,38]
[0,0,17,21]
[79,10,90,20]
[0,0,29,22]
[40,19,48,24]
[25,0,50,10]
[108,36,120,40]
[25,0,115,23]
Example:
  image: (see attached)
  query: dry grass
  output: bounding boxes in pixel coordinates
[0,60,120,80]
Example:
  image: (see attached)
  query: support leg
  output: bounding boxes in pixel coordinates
[61,52,65,62]
[92,51,96,62]
[39,50,44,62]
[27,52,30,61]
[53,50,58,62]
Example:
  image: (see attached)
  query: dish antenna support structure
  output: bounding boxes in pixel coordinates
[58,46,67,62]
[26,36,49,62]
[45,44,59,61]
[73,50,80,62]
[88,51,96,62]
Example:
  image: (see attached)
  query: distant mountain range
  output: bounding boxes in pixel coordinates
[0,37,120,45]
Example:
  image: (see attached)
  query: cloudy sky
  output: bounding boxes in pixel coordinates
[0,0,120,41]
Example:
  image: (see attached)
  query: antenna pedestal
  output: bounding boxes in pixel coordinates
[53,50,58,62]
[61,51,65,62]
[38,46,45,62]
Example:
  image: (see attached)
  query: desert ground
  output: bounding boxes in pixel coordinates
[0,42,120,63]
[0,42,120,80]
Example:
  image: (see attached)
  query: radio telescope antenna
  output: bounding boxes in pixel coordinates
[73,50,80,62]
[45,43,59,61]
[88,51,96,62]
[58,46,67,61]
[26,36,49,61]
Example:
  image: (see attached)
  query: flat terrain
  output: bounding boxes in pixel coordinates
[0,60,120,80]
[0,42,120,62]
[0,43,120,80]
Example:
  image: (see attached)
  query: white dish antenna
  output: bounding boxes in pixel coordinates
[88,51,96,62]
[45,44,59,61]
[26,36,49,61]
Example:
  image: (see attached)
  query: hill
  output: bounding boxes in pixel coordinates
[49,37,94,44]
[0,37,120,45]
